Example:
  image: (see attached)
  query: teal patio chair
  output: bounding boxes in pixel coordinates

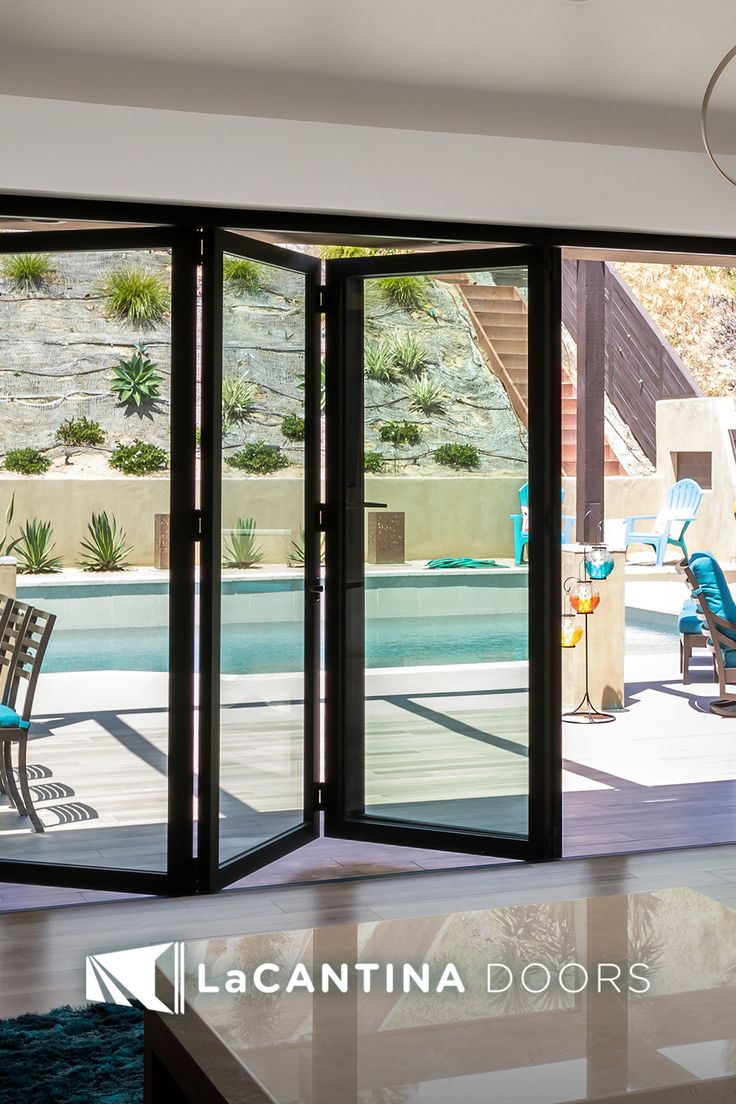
[624,478,702,566]
[509,483,575,565]
[683,551,736,715]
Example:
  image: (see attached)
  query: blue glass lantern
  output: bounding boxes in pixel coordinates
[585,545,614,580]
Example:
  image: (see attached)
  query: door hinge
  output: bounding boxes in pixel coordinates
[317,503,328,532]
[193,509,203,542]
[314,782,326,810]
[317,285,332,313]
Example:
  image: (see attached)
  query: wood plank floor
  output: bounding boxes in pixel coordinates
[3,843,736,1019]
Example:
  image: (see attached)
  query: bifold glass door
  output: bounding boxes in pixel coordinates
[0,222,560,897]
[323,246,562,861]
[198,231,321,891]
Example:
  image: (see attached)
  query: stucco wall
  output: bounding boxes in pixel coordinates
[564,397,736,562]
[4,427,733,569]
[654,397,736,562]
[0,473,529,566]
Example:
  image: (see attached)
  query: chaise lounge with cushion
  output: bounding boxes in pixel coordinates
[682,551,736,715]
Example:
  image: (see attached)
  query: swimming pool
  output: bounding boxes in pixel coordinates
[39,611,677,674]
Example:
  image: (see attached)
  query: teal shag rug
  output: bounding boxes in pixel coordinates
[0,1003,143,1104]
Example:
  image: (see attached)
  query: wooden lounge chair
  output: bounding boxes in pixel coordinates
[679,598,715,684]
[625,478,702,566]
[0,600,56,832]
[682,552,736,716]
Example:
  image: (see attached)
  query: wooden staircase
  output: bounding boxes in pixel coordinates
[561,369,623,477]
[443,276,623,476]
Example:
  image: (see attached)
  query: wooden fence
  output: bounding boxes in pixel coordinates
[562,260,701,464]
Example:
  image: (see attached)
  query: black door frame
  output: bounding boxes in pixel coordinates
[197,229,321,892]
[0,194,735,893]
[0,225,199,895]
[323,245,561,861]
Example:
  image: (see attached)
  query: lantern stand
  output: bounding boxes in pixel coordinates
[562,546,616,725]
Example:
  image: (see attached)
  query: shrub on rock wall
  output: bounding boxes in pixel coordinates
[281,413,305,441]
[101,266,170,324]
[1,253,55,291]
[376,276,430,311]
[222,257,264,294]
[226,441,290,474]
[55,417,106,447]
[109,440,169,476]
[364,451,385,473]
[433,443,480,470]
[3,448,51,475]
[378,421,422,447]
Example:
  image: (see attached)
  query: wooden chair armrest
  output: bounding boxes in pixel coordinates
[708,610,736,636]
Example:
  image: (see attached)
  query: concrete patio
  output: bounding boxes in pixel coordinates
[0,614,732,875]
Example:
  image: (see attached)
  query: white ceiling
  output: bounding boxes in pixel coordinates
[2,0,736,151]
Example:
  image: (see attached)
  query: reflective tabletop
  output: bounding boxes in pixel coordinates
[157,888,736,1104]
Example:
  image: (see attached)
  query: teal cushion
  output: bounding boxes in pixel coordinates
[688,552,736,644]
[0,705,28,730]
[678,599,703,636]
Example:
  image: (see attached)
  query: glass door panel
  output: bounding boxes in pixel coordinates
[199,231,320,889]
[0,226,197,893]
[325,246,561,860]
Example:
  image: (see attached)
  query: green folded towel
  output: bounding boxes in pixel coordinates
[426,557,505,570]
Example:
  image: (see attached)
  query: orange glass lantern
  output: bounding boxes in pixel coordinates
[569,580,600,614]
[561,614,583,648]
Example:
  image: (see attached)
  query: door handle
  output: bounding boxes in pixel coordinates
[309,582,324,603]
[363,502,388,509]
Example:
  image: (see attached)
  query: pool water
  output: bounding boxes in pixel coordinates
[41,612,678,674]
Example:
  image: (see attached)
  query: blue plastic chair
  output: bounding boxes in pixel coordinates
[509,483,575,565]
[624,478,702,565]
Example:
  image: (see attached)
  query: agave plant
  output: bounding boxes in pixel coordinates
[287,526,325,568]
[405,372,447,414]
[0,495,18,556]
[111,342,163,408]
[14,518,62,574]
[389,332,428,376]
[297,359,326,412]
[364,342,399,383]
[79,512,132,572]
[223,518,263,568]
[222,375,257,433]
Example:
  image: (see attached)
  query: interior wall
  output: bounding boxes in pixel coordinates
[2,94,736,238]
